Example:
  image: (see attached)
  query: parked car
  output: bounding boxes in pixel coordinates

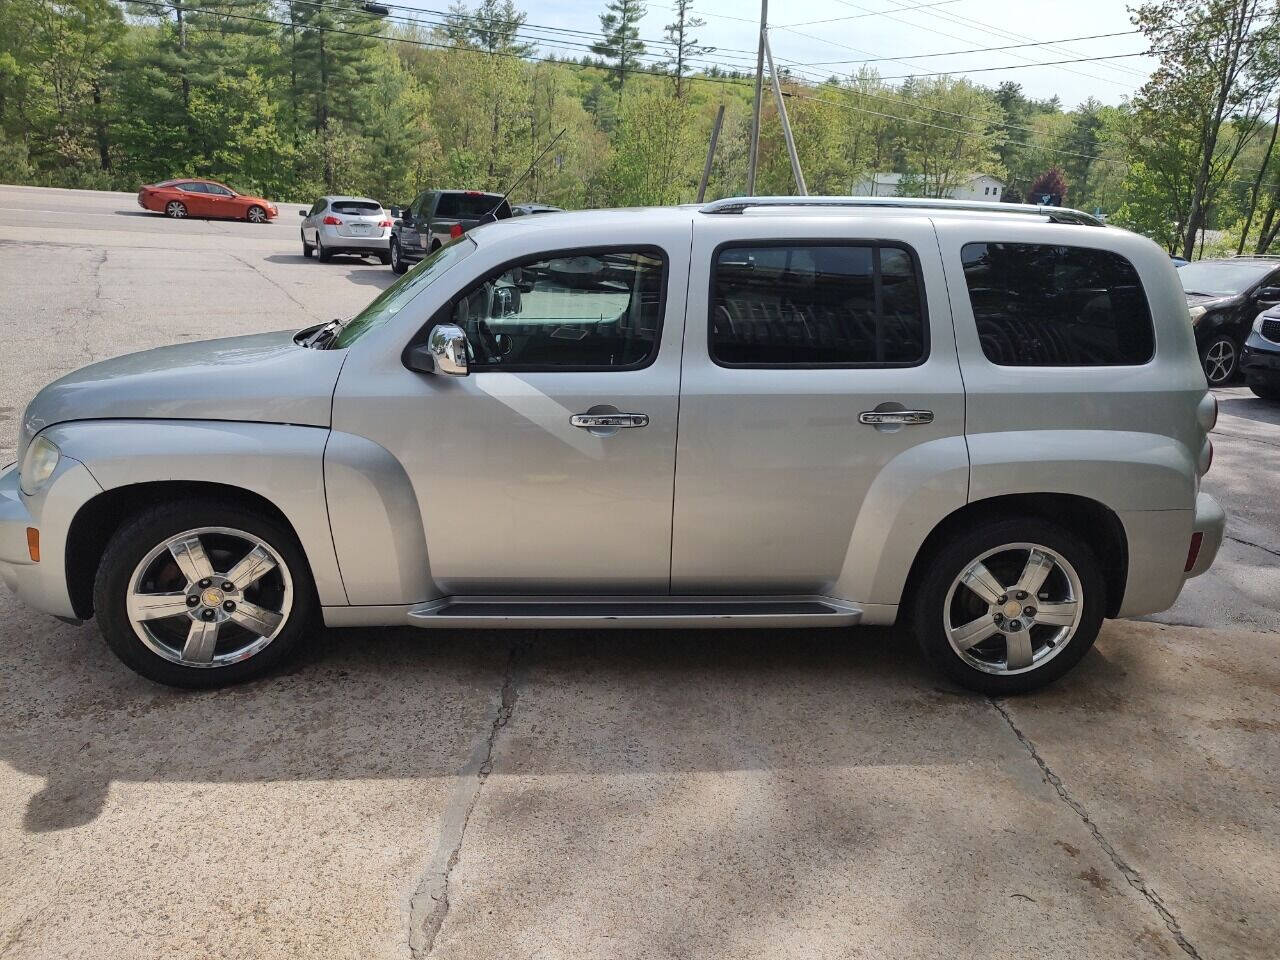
[0,196,1224,694]
[299,196,392,263]
[1240,304,1280,400]
[388,189,512,274]
[137,179,278,223]
[512,203,564,216]
[1177,255,1280,385]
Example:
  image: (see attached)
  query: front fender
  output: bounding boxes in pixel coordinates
[45,420,347,606]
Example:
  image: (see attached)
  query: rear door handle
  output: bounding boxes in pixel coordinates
[571,413,649,429]
[859,410,934,426]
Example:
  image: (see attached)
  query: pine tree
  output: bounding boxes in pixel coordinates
[591,0,646,96]
[662,0,711,100]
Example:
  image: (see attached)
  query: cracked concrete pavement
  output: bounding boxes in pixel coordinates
[1,186,1278,959]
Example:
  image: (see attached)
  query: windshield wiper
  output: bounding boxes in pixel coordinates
[305,317,348,349]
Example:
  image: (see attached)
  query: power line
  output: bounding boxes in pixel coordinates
[780,0,960,29]
[780,29,1141,69]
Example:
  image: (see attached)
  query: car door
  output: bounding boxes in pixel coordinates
[204,183,235,219]
[670,215,968,600]
[304,198,326,242]
[400,191,430,254]
[177,182,209,216]
[329,221,690,596]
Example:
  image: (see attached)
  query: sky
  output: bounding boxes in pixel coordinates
[420,0,1159,110]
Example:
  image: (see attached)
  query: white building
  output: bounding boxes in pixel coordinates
[854,172,1006,201]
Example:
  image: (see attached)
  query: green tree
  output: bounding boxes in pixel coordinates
[591,0,646,96]
[662,0,711,100]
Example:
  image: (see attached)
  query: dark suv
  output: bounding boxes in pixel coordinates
[1178,256,1280,385]
[388,190,512,274]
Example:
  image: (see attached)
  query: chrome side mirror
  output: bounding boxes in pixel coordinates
[427,323,469,376]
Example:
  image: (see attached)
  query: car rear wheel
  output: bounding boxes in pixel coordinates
[1200,334,1239,385]
[165,200,187,219]
[912,518,1104,695]
[390,238,407,274]
[93,501,316,688]
[301,229,313,257]
[246,205,267,224]
[317,236,333,262]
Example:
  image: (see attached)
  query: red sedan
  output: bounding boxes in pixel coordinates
[137,179,279,223]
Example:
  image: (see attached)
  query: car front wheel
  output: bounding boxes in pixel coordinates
[246,205,267,224]
[390,238,407,274]
[1200,333,1239,385]
[912,518,1104,695]
[93,501,316,688]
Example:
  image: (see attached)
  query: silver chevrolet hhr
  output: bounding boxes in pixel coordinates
[0,197,1226,693]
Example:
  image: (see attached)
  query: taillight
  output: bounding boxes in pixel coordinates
[465,190,483,196]
[450,223,464,238]
[322,215,342,225]
[378,219,392,227]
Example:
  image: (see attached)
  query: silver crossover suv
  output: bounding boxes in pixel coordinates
[0,197,1226,693]
[299,195,392,263]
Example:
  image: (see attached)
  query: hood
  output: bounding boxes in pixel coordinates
[1183,291,1236,309]
[241,194,276,208]
[21,330,345,454]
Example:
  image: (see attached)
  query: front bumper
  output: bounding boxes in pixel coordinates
[0,458,102,619]
[1187,491,1225,578]
[1240,330,1280,383]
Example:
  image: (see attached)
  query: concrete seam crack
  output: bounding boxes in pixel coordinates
[1225,533,1280,560]
[408,642,522,959]
[989,697,1204,960]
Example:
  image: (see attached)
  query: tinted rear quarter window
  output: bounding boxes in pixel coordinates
[709,243,928,366]
[961,242,1154,366]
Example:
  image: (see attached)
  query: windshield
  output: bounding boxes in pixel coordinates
[333,237,476,348]
[1178,260,1274,297]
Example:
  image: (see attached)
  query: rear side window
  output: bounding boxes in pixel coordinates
[436,192,504,219]
[331,200,381,215]
[709,243,928,366]
[961,242,1155,366]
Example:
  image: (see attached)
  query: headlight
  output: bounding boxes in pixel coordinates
[20,435,61,495]
[1188,305,1207,323]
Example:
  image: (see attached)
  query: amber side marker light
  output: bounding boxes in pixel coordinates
[1184,532,1204,573]
[26,527,40,563]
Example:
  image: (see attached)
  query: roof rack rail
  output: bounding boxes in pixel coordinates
[699,195,1104,227]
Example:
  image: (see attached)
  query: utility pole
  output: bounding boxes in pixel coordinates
[746,0,766,196]
[763,29,806,195]
[697,104,726,203]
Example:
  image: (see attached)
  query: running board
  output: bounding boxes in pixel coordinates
[404,596,861,629]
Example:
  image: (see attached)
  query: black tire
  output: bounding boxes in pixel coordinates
[378,250,392,265]
[1199,332,1239,386]
[1249,379,1280,401]
[301,229,314,257]
[911,517,1105,695]
[317,236,332,263]
[390,238,407,274]
[165,200,187,219]
[92,500,318,689]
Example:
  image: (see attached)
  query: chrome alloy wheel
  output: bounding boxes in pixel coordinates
[165,200,187,218]
[247,205,267,224]
[125,527,293,668]
[943,542,1084,676]
[1203,337,1237,385]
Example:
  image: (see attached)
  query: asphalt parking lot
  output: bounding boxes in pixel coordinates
[1,185,1278,960]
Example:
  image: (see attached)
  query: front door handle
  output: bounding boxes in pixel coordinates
[571,413,649,429]
[859,409,934,426]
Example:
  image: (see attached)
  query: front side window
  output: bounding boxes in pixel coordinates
[710,243,928,366]
[961,242,1155,366]
[309,199,326,216]
[206,184,233,196]
[447,249,666,370]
